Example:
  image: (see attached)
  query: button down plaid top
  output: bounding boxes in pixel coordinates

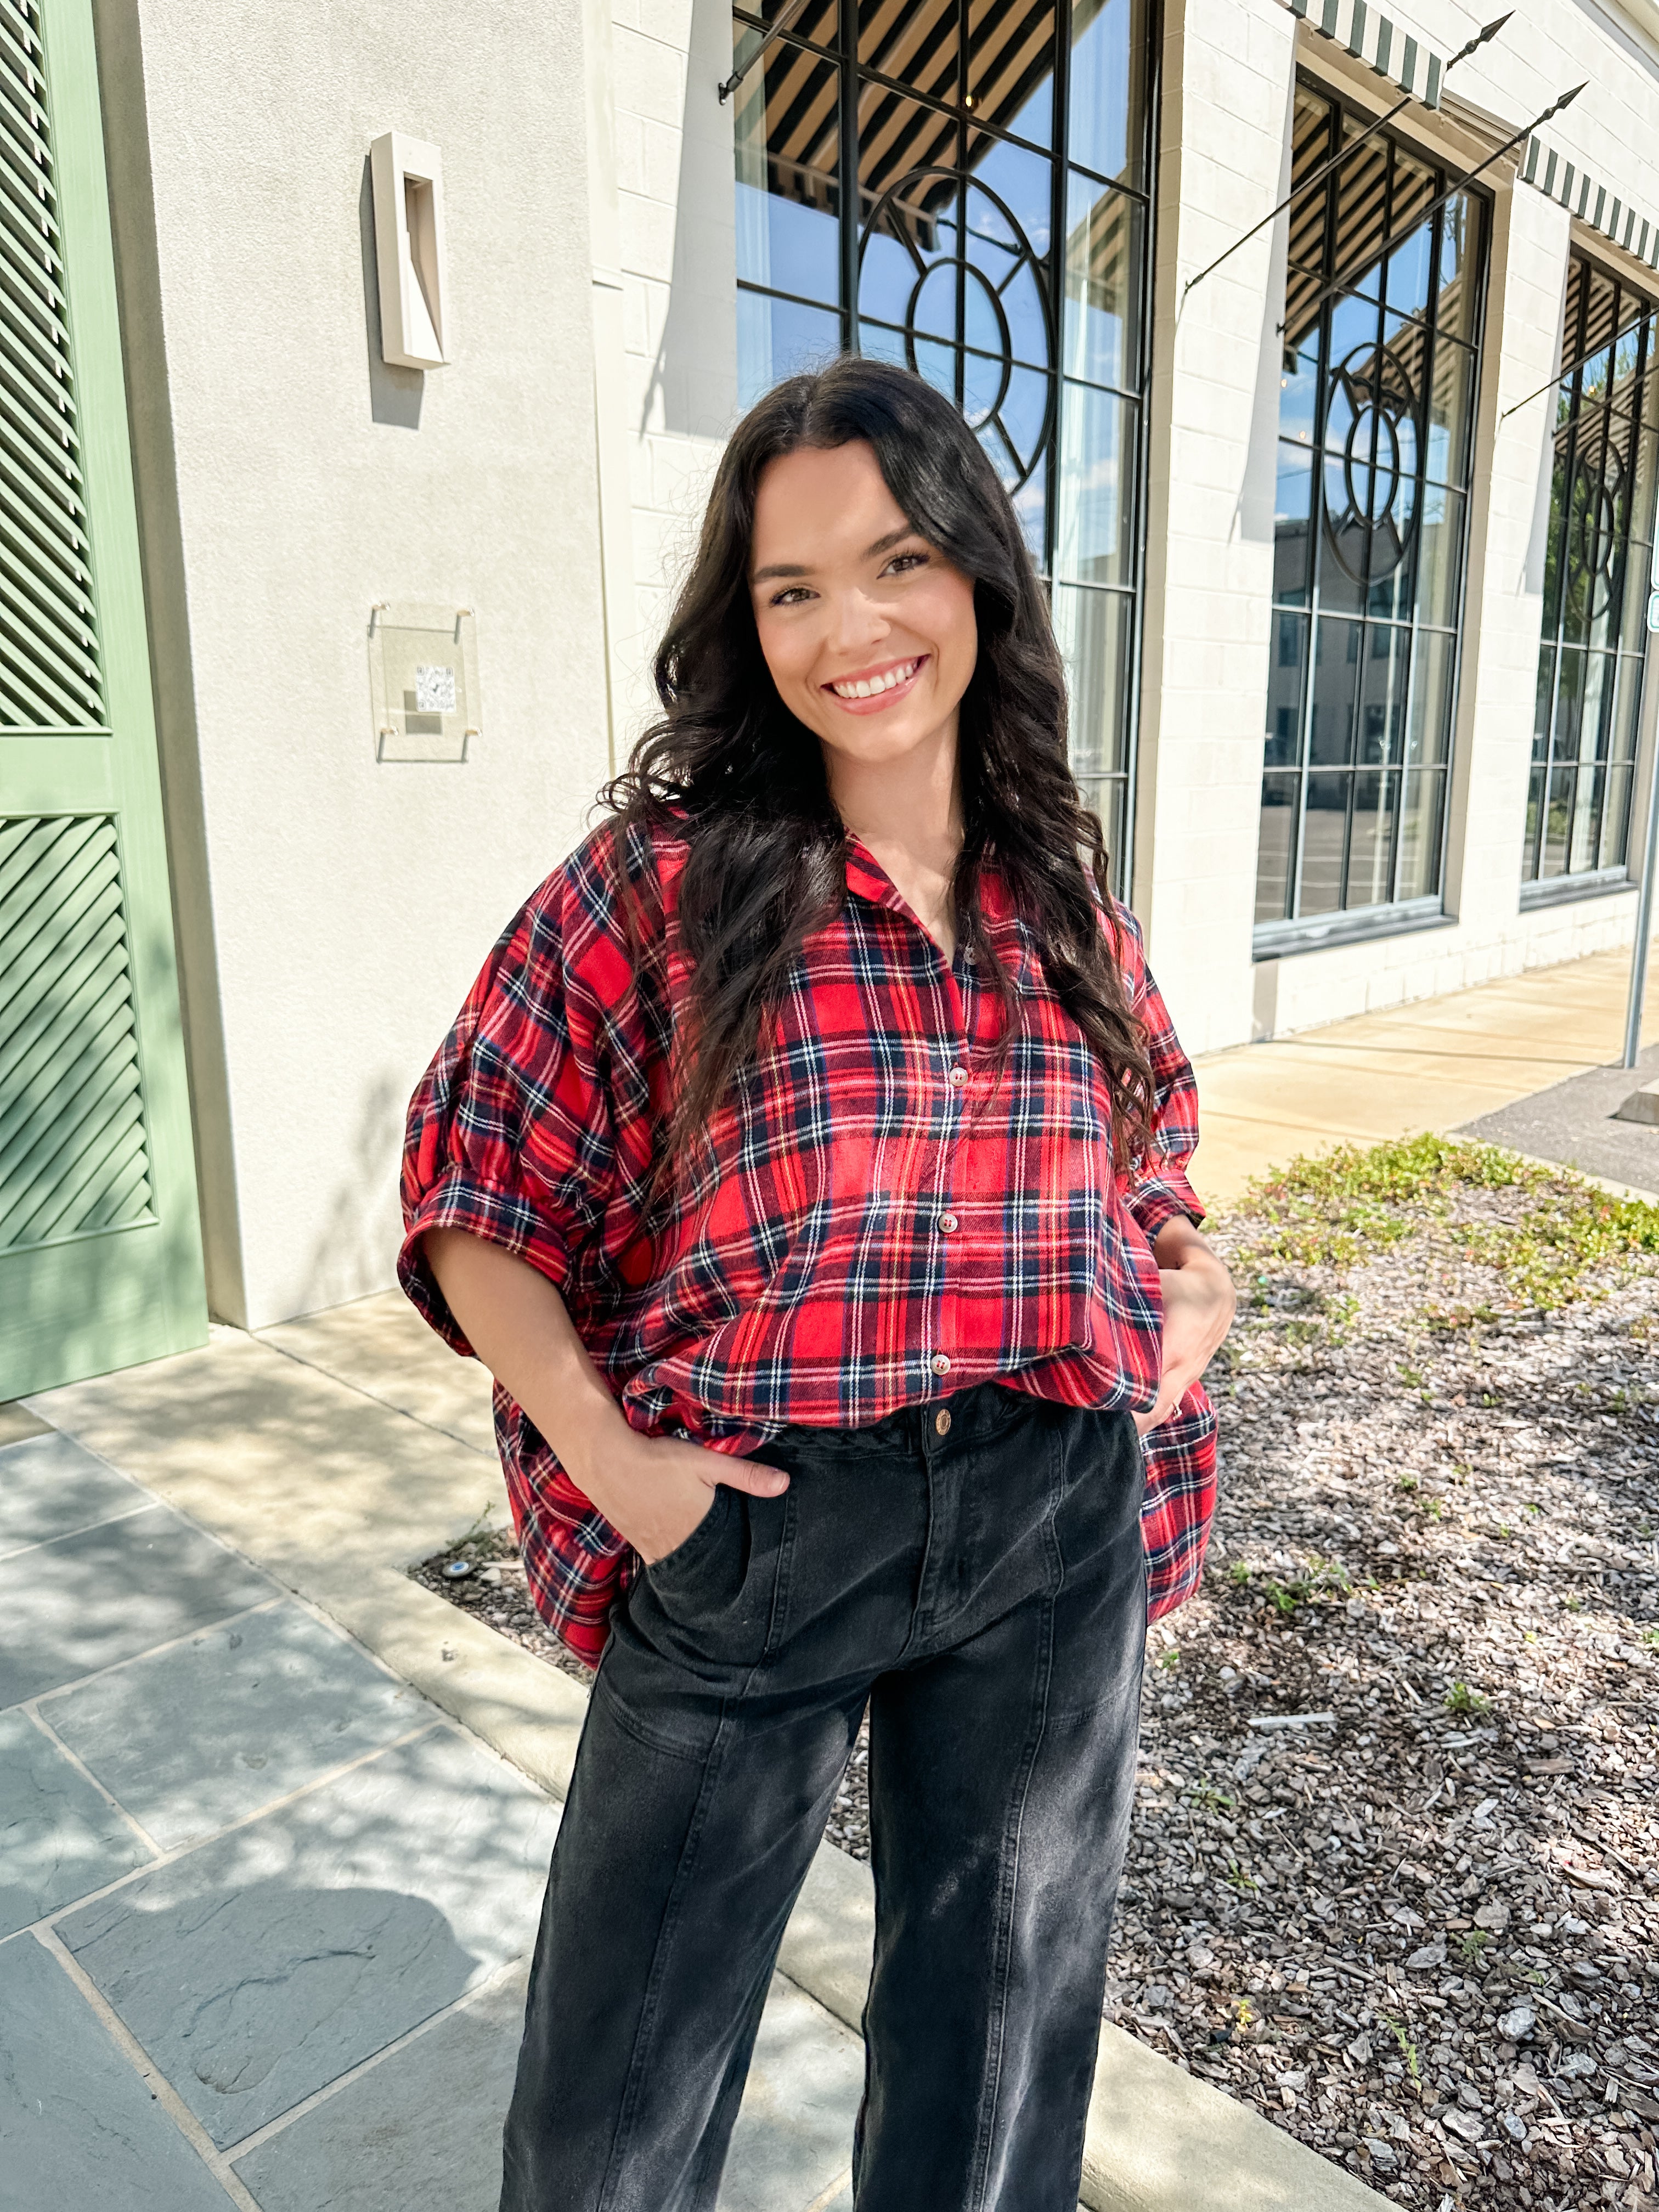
[400,822,1217,1661]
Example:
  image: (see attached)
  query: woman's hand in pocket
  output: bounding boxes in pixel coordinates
[418,1231,788,1566]
[568,1426,788,1566]
[1133,1217,1237,1437]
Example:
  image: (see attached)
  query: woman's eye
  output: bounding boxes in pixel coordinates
[883,550,929,577]
[769,586,814,607]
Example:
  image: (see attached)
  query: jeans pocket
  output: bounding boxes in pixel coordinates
[645,1487,732,1583]
[639,1486,788,1671]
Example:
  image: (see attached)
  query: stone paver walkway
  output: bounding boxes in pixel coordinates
[0,1403,862,2212]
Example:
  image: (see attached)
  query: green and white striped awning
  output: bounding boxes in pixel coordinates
[1519,137,1659,274]
[1288,0,1445,110]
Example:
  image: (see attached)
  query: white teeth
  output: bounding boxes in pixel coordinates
[833,659,917,700]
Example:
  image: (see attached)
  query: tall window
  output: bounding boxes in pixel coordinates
[1522,253,1658,898]
[731,0,1153,877]
[1257,86,1487,949]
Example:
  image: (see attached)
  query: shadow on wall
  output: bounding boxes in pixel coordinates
[291,1073,410,1321]
[358,158,424,431]
[645,0,740,444]
[1519,247,1573,600]
[1234,65,1299,550]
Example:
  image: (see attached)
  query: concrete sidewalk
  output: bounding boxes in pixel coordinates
[1192,941,1657,1204]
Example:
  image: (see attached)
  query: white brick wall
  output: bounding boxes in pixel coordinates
[1240,0,1659,1043]
[1133,0,1297,1054]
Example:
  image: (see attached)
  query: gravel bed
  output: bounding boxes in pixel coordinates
[410,1527,597,1691]
[414,1144,1659,2210]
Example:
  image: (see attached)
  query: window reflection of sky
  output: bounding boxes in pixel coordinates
[1068,0,1132,183]
[736,184,841,306]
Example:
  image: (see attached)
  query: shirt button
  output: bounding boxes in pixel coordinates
[930,1352,951,1376]
[934,1409,952,1437]
[939,1211,958,1233]
[947,1066,968,1087]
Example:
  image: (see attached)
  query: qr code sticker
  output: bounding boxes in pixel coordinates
[415,663,457,715]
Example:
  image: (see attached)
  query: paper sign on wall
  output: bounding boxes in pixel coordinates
[368,604,479,762]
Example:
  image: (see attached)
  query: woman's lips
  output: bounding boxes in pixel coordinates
[822,656,927,714]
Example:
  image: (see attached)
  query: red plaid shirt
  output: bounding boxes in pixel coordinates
[400,822,1217,1661]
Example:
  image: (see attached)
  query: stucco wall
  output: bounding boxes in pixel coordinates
[101,0,612,1329]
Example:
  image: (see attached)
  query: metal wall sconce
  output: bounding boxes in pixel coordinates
[369,132,448,369]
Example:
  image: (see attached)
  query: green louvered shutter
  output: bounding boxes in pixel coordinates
[0,0,206,1395]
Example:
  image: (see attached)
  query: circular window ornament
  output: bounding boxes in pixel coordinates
[858,167,1054,492]
[1567,438,1625,622]
[1323,342,1420,583]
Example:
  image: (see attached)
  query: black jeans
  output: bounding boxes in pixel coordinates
[500,1384,1147,2212]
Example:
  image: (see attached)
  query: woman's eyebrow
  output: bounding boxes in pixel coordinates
[753,527,918,585]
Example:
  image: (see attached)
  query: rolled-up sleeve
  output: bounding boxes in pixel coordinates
[398,879,618,1356]
[1113,905,1204,1240]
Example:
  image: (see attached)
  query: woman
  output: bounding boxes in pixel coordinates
[400,357,1235,2212]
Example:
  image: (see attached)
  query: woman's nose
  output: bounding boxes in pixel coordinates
[827,589,888,654]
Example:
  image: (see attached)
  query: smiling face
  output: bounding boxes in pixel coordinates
[748,440,978,797]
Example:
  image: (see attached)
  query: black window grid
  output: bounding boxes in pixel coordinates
[1521,249,1658,895]
[1256,81,1491,949]
[731,0,1157,889]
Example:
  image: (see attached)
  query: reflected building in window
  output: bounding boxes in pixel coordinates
[1522,253,1659,899]
[1256,84,1487,950]
[731,0,1152,881]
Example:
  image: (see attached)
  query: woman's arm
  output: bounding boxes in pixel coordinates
[1133,1214,1236,1437]
[424,1228,787,1563]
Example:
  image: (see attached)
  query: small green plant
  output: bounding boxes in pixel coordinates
[1398,1363,1426,1388]
[1191,1783,1235,1813]
[1231,1135,1659,1322]
[1379,2013,1421,2081]
[1233,1997,1256,2031]
[1564,1595,1583,1613]
[1640,1627,1659,1649]
[1496,1523,1512,1539]
[1155,1646,1181,1673]
[1426,1498,1446,1521]
[1224,1860,1260,1894]
[1452,1180,1659,1312]
[1228,1561,1252,1586]
[1231,1135,1532,1274]
[1444,1682,1490,1716]
[1455,1930,1491,1965]
[1263,1582,1300,1617]
[1396,1473,1419,1493]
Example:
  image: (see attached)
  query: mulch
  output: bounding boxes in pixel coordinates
[413,1154,1658,2211]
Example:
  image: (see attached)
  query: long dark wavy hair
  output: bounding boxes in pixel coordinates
[601,356,1155,1172]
